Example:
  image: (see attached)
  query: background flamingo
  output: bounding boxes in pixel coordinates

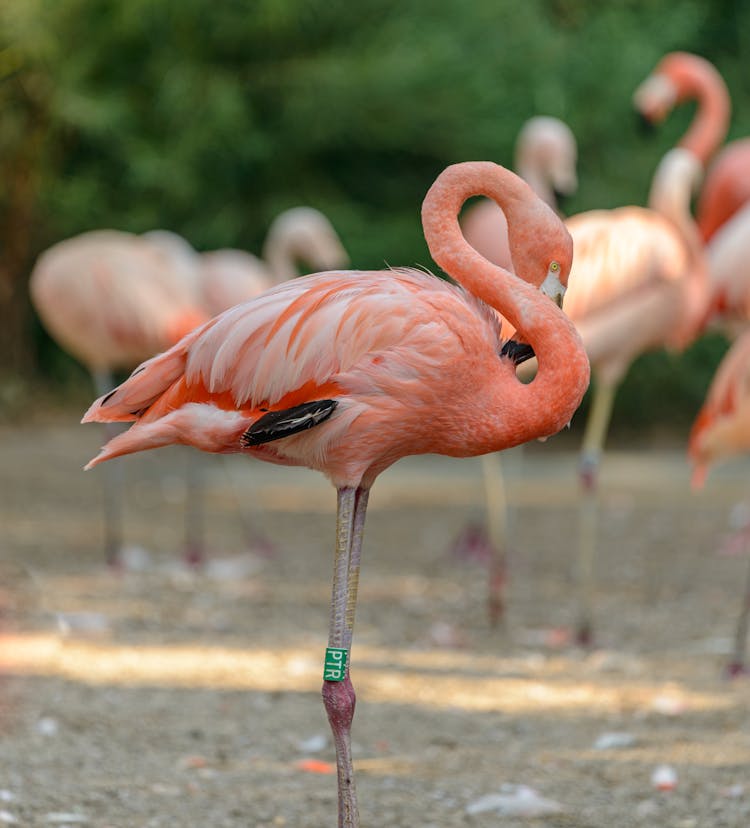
[29,229,207,566]
[560,141,708,645]
[634,51,750,244]
[201,206,349,315]
[635,52,750,335]
[457,116,578,626]
[461,117,578,273]
[81,161,590,828]
[689,329,750,676]
[142,211,348,563]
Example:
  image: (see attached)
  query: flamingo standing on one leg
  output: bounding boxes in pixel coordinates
[82,161,590,827]
[560,140,708,645]
[29,230,207,566]
[458,116,578,626]
[689,329,750,676]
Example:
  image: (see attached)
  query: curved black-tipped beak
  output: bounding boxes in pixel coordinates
[636,111,657,136]
[500,339,535,366]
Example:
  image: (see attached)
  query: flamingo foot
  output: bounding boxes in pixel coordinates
[322,675,358,827]
[183,543,205,569]
[247,534,277,559]
[575,619,594,649]
[724,660,749,679]
[451,523,493,563]
[488,562,508,628]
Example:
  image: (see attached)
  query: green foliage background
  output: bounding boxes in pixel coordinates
[2,0,749,437]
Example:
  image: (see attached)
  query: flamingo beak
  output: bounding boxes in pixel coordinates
[632,74,677,125]
[541,272,566,308]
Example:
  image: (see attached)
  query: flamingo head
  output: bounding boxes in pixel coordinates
[515,116,578,211]
[508,189,574,304]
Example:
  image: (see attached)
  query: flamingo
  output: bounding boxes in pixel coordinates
[82,161,590,828]
[201,206,349,315]
[634,52,750,335]
[458,116,578,625]
[689,329,750,675]
[560,140,708,645]
[634,51,749,243]
[29,229,207,566]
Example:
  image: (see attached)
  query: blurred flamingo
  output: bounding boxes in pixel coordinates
[561,141,708,645]
[634,51,749,242]
[82,161,590,828]
[462,117,578,271]
[201,206,349,315]
[144,211,348,563]
[635,52,750,333]
[689,329,750,675]
[458,116,578,625]
[29,229,207,566]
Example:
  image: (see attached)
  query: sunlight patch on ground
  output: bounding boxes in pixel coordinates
[551,740,750,767]
[0,633,735,716]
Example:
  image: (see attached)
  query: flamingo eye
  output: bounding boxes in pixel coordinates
[549,261,560,273]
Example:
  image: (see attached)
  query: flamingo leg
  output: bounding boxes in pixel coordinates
[93,370,124,567]
[575,381,616,646]
[727,551,750,677]
[323,486,369,828]
[481,452,510,628]
[184,450,205,567]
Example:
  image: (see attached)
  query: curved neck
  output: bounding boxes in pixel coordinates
[514,160,555,209]
[648,148,709,346]
[668,54,730,165]
[421,162,589,445]
[648,148,704,261]
[262,233,299,284]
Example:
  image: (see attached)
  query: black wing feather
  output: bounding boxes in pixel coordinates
[241,399,338,447]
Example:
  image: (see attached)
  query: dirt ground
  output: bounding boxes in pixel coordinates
[1,418,750,827]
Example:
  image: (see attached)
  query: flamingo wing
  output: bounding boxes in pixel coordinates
[83,268,503,467]
[689,331,750,485]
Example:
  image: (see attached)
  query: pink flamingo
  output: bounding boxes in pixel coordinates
[634,52,750,335]
[82,162,590,827]
[29,229,207,566]
[201,206,349,315]
[561,140,708,644]
[689,329,750,675]
[458,117,578,625]
[634,51,750,243]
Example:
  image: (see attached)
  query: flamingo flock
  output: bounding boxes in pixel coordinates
[24,47,750,828]
[31,210,348,566]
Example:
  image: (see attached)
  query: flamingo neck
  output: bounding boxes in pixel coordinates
[648,148,703,258]
[648,148,709,346]
[666,53,730,165]
[262,234,298,284]
[514,161,555,210]
[421,162,589,448]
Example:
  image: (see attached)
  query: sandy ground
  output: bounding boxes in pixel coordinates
[1,420,750,827]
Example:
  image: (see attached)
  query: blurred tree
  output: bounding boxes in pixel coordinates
[1,0,748,431]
